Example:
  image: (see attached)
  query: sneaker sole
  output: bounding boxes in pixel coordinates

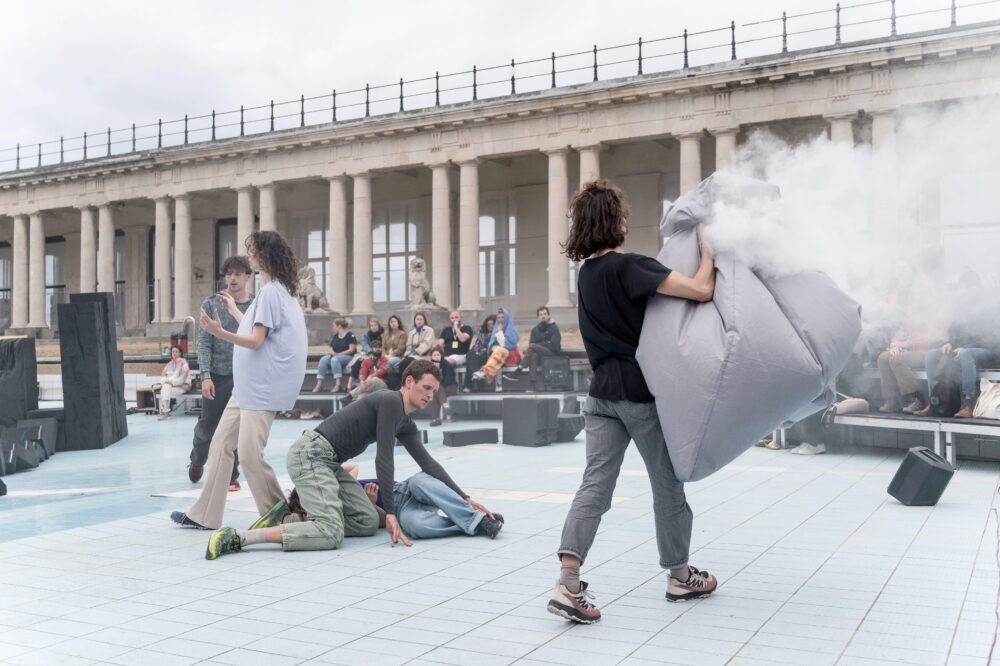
[205,532,229,560]
[546,600,600,624]
[666,590,716,603]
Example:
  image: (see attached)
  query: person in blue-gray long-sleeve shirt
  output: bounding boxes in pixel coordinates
[187,256,253,488]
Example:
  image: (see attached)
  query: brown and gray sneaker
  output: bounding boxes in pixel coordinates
[666,566,718,602]
[547,581,601,624]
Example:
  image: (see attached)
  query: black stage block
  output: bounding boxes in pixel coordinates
[0,478,6,496]
[443,429,499,447]
[17,418,58,458]
[555,414,585,442]
[58,298,128,450]
[25,408,65,453]
[502,398,559,447]
[0,336,39,428]
[888,447,954,506]
[1,426,44,474]
[541,355,571,391]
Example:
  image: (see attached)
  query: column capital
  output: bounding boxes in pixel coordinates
[823,112,856,122]
[709,126,739,137]
[456,158,481,168]
[574,142,605,153]
[172,192,191,202]
[675,131,705,141]
[348,171,371,181]
[76,204,97,212]
[233,185,254,193]
[150,195,172,204]
[256,182,276,191]
[11,212,28,221]
[542,146,572,157]
[325,174,350,184]
[426,160,454,170]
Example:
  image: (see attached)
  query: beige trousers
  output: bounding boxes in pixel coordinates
[158,383,187,414]
[186,397,284,529]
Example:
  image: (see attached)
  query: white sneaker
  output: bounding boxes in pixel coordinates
[791,442,826,455]
[472,371,486,381]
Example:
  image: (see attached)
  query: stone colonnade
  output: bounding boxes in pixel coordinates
[2,117,883,331]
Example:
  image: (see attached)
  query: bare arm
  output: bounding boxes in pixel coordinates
[200,308,268,350]
[656,232,715,302]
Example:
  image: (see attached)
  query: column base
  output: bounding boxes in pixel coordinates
[5,326,53,340]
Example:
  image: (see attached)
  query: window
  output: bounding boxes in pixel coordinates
[44,237,66,327]
[215,218,238,289]
[479,195,517,299]
[373,201,423,303]
[114,231,126,326]
[0,242,10,330]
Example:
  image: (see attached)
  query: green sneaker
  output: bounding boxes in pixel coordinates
[249,499,290,530]
[205,527,242,560]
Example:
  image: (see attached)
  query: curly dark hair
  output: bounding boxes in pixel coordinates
[246,231,299,297]
[562,179,630,262]
[402,358,441,385]
[220,255,251,276]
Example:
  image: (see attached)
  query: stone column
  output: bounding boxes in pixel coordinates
[153,196,173,322]
[871,110,899,238]
[350,173,374,317]
[458,159,481,313]
[712,128,738,172]
[327,176,349,314]
[97,204,116,293]
[827,114,855,144]
[236,186,255,250]
[258,183,277,232]
[678,132,703,195]
[11,214,28,328]
[123,226,149,330]
[430,163,453,310]
[79,206,97,293]
[578,144,603,186]
[27,212,45,328]
[546,149,572,309]
[173,194,192,320]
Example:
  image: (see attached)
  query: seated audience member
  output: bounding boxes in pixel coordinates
[471,308,522,385]
[158,345,191,420]
[382,314,408,367]
[202,360,499,559]
[288,466,503,540]
[314,318,357,393]
[877,320,939,413]
[463,315,497,391]
[349,317,384,385]
[429,348,459,426]
[359,339,392,385]
[406,312,436,360]
[520,306,562,391]
[437,310,474,366]
[917,309,999,418]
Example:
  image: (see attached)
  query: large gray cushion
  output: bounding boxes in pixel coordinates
[637,174,861,482]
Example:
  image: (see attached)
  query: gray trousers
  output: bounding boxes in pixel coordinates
[559,397,692,569]
[190,374,240,482]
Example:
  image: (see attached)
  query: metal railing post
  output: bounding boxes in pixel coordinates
[131,123,136,151]
[638,38,643,75]
[60,136,64,163]
[782,12,788,52]
[183,115,188,144]
[730,21,737,59]
[552,52,557,86]
[157,120,162,147]
[511,59,516,94]
[593,44,598,81]
[951,0,957,26]
[107,127,111,155]
[240,106,245,136]
[365,84,371,116]
[473,66,478,101]
[211,111,215,140]
[684,29,689,68]
[333,89,337,121]
[15,144,19,170]
[38,143,41,167]
[435,73,440,105]
[270,100,275,131]
[891,0,897,36]
[84,132,88,158]
[835,3,842,45]
[399,78,404,112]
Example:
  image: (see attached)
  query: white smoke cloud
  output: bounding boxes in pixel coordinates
[700,97,1000,345]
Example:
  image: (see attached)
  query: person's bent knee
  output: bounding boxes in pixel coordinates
[356,510,379,536]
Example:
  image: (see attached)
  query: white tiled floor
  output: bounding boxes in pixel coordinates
[1,412,999,664]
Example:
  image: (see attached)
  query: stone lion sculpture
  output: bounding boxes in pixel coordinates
[297,266,331,313]
[408,257,437,307]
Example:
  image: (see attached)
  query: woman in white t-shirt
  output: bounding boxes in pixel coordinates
[171,231,308,531]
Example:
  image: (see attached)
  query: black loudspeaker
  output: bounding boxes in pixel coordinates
[17,418,58,458]
[502,398,559,447]
[25,409,65,453]
[443,429,499,447]
[58,295,128,450]
[555,414,585,442]
[0,337,39,428]
[888,447,954,506]
[541,355,571,391]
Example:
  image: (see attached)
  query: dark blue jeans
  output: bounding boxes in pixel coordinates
[925,347,993,398]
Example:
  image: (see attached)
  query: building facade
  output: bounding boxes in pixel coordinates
[2,20,999,335]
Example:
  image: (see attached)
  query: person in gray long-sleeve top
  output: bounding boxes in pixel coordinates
[187,256,253,488]
[203,360,503,559]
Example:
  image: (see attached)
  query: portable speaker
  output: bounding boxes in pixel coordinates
[443,429,499,447]
[541,355,571,391]
[887,446,954,506]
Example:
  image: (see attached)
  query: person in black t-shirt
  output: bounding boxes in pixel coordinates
[437,310,474,367]
[314,318,358,393]
[546,179,719,625]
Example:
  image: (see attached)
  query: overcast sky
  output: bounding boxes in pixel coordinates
[0,0,976,167]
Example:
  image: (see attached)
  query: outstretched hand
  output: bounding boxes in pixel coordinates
[466,497,494,519]
[199,309,224,337]
[385,514,413,547]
